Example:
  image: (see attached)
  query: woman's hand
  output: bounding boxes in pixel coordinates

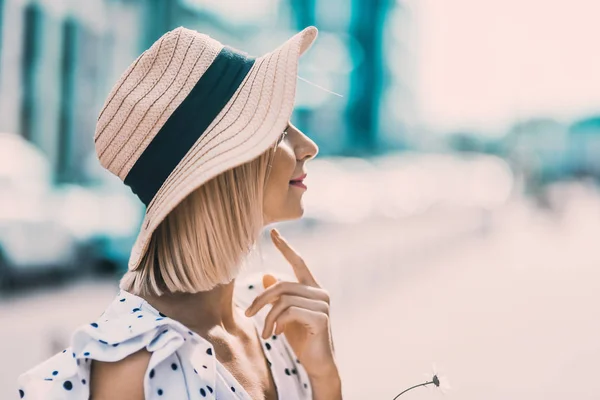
[245,229,339,382]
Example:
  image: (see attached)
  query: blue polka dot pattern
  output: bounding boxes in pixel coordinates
[16,273,313,399]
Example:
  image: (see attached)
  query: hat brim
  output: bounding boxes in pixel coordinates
[127,26,318,272]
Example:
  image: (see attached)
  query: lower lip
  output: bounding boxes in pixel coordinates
[289,181,307,190]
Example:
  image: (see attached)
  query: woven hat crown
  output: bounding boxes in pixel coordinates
[94,27,224,181]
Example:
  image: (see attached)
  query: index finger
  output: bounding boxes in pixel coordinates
[270,229,319,287]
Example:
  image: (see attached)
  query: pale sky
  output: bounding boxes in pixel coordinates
[414,0,600,133]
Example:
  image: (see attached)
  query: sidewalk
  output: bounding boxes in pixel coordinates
[335,203,600,399]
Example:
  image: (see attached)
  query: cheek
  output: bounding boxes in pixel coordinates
[264,147,296,214]
[270,146,296,187]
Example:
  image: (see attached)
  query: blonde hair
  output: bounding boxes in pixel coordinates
[119,145,276,297]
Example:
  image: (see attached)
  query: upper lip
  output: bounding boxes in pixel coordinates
[290,173,307,182]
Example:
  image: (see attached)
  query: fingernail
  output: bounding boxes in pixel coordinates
[272,229,280,238]
[245,308,251,317]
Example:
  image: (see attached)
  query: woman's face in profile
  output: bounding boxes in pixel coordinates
[263,122,318,224]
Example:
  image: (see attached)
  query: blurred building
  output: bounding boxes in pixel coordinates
[378,0,419,152]
[0,0,419,181]
[0,0,145,182]
[290,0,418,155]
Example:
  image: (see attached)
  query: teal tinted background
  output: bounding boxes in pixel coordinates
[2,1,600,399]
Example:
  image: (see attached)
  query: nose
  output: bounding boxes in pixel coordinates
[288,123,319,161]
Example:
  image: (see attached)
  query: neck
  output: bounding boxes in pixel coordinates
[142,279,242,335]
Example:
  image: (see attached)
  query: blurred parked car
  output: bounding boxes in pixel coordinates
[54,154,144,276]
[0,133,78,290]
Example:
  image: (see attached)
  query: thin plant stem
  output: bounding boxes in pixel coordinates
[392,381,434,399]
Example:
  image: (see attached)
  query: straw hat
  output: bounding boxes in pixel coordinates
[93,25,318,272]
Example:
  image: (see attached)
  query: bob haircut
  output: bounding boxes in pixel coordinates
[119,141,278,297]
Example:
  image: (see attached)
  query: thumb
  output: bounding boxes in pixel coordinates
[262,274,277,289]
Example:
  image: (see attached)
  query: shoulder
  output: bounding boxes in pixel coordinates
[90,348,150,400]
[18,290,197,399]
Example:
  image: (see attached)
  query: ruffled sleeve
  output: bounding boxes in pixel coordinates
[17,290,218,400]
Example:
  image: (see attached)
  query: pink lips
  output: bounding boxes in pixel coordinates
[289,173,307,190]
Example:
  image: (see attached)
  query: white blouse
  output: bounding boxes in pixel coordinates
[17,273,312,399]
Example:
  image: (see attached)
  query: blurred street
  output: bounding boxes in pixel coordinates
[4,0,600,399]
[6,185,600,399]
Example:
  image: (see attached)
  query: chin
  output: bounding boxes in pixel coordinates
[266,206,305,225]
[290,206,305,220]
[289,201,306,220]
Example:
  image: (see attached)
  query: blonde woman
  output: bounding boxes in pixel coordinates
[18,26,342,400]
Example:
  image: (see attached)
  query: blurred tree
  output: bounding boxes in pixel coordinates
[446,131,484,154]
[507,118,568,183]
[482,137,508,157]
[346,0,390,155]
[567,115,600,179]
[505,117,568,199]
[568,115,600,132]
